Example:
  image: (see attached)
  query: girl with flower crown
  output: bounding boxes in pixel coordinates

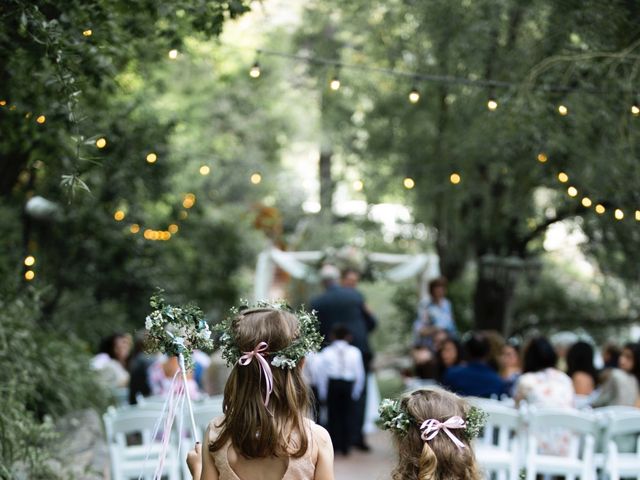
[379,387,485,480]
[186,306,334,480]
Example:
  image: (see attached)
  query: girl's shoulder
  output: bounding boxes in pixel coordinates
[205,415,226,444]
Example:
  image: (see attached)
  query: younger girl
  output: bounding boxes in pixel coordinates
[379,387,485,480]
[187,306,334,480]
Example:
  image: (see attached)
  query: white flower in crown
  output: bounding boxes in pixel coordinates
[145,315,154,330]
[271,355,297,369]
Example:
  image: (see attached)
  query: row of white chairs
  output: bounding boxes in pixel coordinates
[469,398,640,480]
[103,396,224,480]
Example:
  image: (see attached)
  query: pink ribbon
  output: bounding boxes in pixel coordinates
[420,416,467,449]
[239,341,274,407]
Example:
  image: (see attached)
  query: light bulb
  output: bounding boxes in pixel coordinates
[557,172,569,183]
[353,180,364,191]
[96,137,107,149]
[199,165,210,175]
[146,152,157,164]
[450,173,461,184]
[581,197,592,208]
[251,173,262,184]
[558,104,568,116]
[403,177,415,189]
[130,224,140,234]
[330,78,341,91]
[114,210,126,221]
[36,115,46,124]
[595,204,605,214]
[487,99,498,111]
[82,29,92,37]
[408,88,420,104]
[537,153,548,163]
[567,186,578,197]
[632,105,640,116]
[614,208,624,220]
[635,210,640,221]
[24,270,35,281]
[249,62,261,78]
[168,49,179,59]
[24,255,35,266]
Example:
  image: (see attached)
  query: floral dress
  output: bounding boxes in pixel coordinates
[515,367,575,455]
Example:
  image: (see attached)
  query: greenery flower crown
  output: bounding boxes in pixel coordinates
[213,300,323,369]
[378,398,488,441]
[144,291,214,369]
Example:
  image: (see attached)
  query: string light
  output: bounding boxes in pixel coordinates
[567,186,578,197]
[353,180,364,191]
[408,87,420,104]
[614,208,624,220]
[250,173,262,184]
[146,152,157,164]
[403,177,415,189]
[168,224,179,234]
[96,137,107,149]
[199,165,210,175]
[557,104,569,116]
[450,173,461,185]
[537,153,548,163]
[24,255,35,267]
[179,210,189,220]
[36,115,46,124]
[581,197,592,208]
[182,193,196,209]
[114,210,126,221]
[631,105,640,116]
[595,204,606,214]
[130,224,140,234]
[0,100,6,106]
[487,98,498,111]
[249,61,261,78]
[636,210,640,221]
[558,172,569,183]
[24,270,35,281]
[82,29,92,37]
[329,76,341,91]
[168,49,179,60]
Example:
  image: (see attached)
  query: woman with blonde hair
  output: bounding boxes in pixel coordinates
[379,387,485,480]
[186,305,334,480]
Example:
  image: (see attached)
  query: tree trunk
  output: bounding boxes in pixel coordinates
[318,147,333,219]
[473,275,510,333]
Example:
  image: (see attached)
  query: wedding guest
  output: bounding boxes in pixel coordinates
[413,277,456,349]
[91,332,131,389]
[149,355,201,400]
[442,332,506,398]
[499,341,521,395]
[602,342,622,369]
[592,342,640,407]
[514,336,574,455]
[436,336,463,382]
[566,341,597,396]
[128,330,158,404]
[316,324,365,455]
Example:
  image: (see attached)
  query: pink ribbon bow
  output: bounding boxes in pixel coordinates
[419,416,467,449]
[239,341,274,407]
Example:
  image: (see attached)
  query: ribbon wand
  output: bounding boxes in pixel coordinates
[178,352,198,442]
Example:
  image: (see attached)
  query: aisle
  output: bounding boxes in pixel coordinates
[334,431,394,480]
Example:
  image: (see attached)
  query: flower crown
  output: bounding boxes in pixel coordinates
[378,398,487,442]
[213,300,323,370]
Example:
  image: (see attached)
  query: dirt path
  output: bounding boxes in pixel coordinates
[334,431,394,480]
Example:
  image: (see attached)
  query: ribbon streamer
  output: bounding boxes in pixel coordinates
[420,416,467,449]
[239,341,274,407]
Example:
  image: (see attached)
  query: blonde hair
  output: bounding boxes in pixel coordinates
[209,308,311,458]
[391,388,482,480]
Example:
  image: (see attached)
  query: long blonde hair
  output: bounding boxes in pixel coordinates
[209,308,311,458]
[391,388,482,480]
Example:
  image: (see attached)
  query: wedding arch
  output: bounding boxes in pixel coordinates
[253,246,441,301]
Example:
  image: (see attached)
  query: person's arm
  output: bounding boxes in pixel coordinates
[187,425,220,480]
[362,303,377,332]
[312,423,335,480]
[351,349,366,401]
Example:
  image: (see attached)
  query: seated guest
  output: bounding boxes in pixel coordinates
[515,336,574,456]
[591,342,640,408]
[441,332,507,398]
[566,341,597,396]
[499,340,521,396]
[436,336,462,382]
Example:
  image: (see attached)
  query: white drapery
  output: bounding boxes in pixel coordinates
[254,247,440,300]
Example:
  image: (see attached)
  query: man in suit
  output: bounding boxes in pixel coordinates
[311,266,377,451]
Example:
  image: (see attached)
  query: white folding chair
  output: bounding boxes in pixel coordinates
[600,411,640,480]
[180,396,224,480]
[524,407,598,480]
[103,408,181,480]
[469,398,522,480]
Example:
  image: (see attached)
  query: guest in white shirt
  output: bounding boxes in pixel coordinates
[317,324,365,455]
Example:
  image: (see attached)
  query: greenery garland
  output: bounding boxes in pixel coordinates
[213,300,323,369]
[378,397,488,441]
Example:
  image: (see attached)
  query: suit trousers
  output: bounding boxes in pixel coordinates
[327,378,355,454]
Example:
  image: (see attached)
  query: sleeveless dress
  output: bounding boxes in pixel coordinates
[206,417,316,480]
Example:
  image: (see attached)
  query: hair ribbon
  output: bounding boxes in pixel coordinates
[419,416,466,449]
[239,341,274,407]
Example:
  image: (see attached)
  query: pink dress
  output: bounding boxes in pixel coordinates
[206,418,316,480]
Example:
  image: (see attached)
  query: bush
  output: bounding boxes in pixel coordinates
[0,294,108,479]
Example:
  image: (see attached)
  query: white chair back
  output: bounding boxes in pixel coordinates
[601,412,640,480]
